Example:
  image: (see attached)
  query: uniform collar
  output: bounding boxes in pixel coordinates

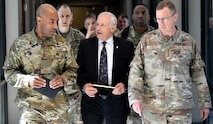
[158,26,182,44]
[30,27,56,46]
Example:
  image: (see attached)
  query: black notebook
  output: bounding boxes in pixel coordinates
[34,76,63,99]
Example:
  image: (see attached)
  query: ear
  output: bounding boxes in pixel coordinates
[174,13,178,22]
[36,16,42,24]
[111,24,116,33]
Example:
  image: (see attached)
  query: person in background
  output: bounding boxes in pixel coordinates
[117,14,129,30]
[119,4,155,124]
[56,3,85,124]
[120,4,155,48]
[114,14,129,36]
[80,13,96,39]
[57,3,85,58]
[209,17,213,28]
[2,3,78,124]
[76,11,134,124]
[208,16,213,124]
[128,0,212,124]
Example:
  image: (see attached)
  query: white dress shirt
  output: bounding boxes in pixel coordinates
[98,36,114,85]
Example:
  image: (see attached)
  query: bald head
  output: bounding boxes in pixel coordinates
[36,4,57,18]
[35,4,58,38]
[133,4,149,14]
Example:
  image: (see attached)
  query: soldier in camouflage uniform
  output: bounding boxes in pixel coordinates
[120,4,155,49]
[113,14,129,37]
[128,1,212,124]
[56,3,85,59]
[56,3,85,124]
[3,4,78,124]
[120,4,155,124]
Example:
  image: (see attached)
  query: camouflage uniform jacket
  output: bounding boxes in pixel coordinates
[57,26,85,59]
[128,29,212,112]
[3,28,78,110]
[113,28,122,37]
[126,25,155,48]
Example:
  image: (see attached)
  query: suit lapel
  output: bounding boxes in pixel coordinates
[94,38,99,81]
[113,37,120,65]
[112,37,120,85]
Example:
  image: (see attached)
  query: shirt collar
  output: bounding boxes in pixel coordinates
[98,36,113,46]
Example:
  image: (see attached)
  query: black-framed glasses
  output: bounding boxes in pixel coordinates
[154,12,176,23]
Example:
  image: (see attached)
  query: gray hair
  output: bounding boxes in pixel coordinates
[156,0,176,14]
[98,11,117,26]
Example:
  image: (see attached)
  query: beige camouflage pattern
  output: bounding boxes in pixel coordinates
[67,93,83,124]
[3,28,78,124]
[57,26,85,59]
[142,108,192,124]
[113,28,122,37]
[128,29,212,123]
[19,104,69,124]
[57,26,85,124]
[126,25,155,48]
[124,25,154,124]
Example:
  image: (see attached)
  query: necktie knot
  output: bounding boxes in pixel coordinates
[103,41,107,46]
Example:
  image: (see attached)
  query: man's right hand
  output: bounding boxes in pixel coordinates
[83,83,98,97]
[85,25,95,39]
[132,101,143,116]
[28,76,46,88]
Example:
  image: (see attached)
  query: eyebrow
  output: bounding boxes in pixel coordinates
[155,12,176,22]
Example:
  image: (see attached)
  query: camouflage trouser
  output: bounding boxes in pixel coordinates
[19,106,69,124]
[67,93,83,124]
[142,108,192,124]
[127,109,142,124]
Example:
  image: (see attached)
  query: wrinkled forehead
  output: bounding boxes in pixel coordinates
[58,6,72,15]
[97,14,110,23]
[156,7,172,17]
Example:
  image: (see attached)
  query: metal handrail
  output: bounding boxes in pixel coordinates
[0,80,6,87]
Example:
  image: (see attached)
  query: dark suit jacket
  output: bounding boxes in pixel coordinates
[77,36,134,117]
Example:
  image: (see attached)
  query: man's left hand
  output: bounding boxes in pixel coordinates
[200,108,210,121]
[49,75,64,89]
[112,82,125,95]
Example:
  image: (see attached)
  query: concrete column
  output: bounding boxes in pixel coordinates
[5,0,21,123]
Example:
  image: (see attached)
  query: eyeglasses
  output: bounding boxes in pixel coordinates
[154,12,176,23]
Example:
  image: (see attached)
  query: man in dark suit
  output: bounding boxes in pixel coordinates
[77,11,134,124]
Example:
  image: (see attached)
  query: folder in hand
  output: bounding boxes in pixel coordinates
[34,76,63,99]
